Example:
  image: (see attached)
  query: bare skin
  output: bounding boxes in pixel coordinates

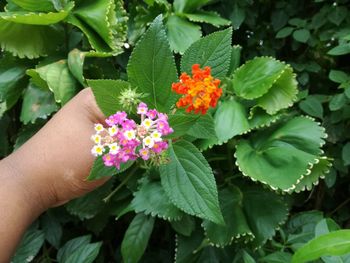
[0,88,108,262]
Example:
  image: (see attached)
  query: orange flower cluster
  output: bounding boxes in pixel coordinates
[172,64,222,114]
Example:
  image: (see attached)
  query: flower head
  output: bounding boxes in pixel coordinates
[91,134,102,144]
[147,109,158,119]
[91,145,104,156]
[91,102,173,169]
[118,87,144,113]
[172,64,222,114]
[137,102,148,114]
[143,136,155,148]
[109,143,120,154]
[108,125,118,136]
[124,129,136,140]
[141,118,153,129]
[94,123,104,133]
[139,148,150,160]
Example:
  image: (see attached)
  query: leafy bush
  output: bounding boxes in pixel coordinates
[1,0,350,262]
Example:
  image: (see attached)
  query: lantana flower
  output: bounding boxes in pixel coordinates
[91,102,173,169]
[172,64,222,114]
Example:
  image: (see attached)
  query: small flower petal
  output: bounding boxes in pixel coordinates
[143,136,154,148]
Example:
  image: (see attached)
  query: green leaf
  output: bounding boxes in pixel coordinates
[0,3,73,25]
[0,57,27,113]
[276,27,294,38]
[242,250,256,263]
[292,230,350,263]
[214,99,249,143]
[0,21,62,58]
[232,57,288,99]
[66,14,111,53]
[248,107,284,130]
[315,218,340,237]
[12,228,45,263]
[168,113,200,138]
[64,243,102,263]
[227,45,242,76]
[329,70,350,84]
[181,27,232,78]
[184,11,231,27]
[235,116,326,191]
[131,179,184,221]
[271,10,288,31]
[42,211,62,249]
[299,96,324,119]
[57,235,91,262]
[256,67,298,114]
[160,140,224,224]
[202,186,253,247]
[328,43,350,56]
[187,114,217,139]
[260,252,292,263]
[57,235,101,263]
[173,0,211,13]
[28,60,78,104]
[241,185,289,247]
[166,15,202,54]
[87,156,133,180]
[175,228,205,263]
[230,4,245,30]
[68,49,112,85]
[328,6,348,26]
[66,180,114,220]
[289,18,306,27]
[329,93,346,111]
[88,157,117,181]
[88,79,131,117]
[20,84,58,124]
[171,214,195,236]
[324,168,337,188]
[292,157,332,193]
[342,142,350,166]
[72,0,127,53]
[232,57,298,114]
[121,213,155,263]
[292,29,310,43]
[11,0,55,12]
[287,210,324,238]
[127,15,178,112]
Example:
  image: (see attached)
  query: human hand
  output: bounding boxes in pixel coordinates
[3,88,108,210]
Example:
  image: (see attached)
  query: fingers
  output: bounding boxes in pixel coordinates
[76,88,106,124]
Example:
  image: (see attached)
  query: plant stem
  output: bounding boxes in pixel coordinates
[227,143,234,172]
[103,165,138,203]
[207,156,227,162]
[329,197,350,216]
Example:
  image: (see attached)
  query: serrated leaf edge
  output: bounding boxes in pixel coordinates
[105,0,128,52]
[232,56,295,100]
[131,181,183,222]
[0,4,73,23]
[253,201,290,250]
[234,116,328,193]
[126,15,178,110]
[287,156,332,194]
[180,27,233,76]
[201,221,255,248]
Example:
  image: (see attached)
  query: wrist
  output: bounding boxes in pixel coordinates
[0,155,55,214]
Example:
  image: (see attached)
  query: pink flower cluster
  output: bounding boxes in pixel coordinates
[91,102,173,169]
